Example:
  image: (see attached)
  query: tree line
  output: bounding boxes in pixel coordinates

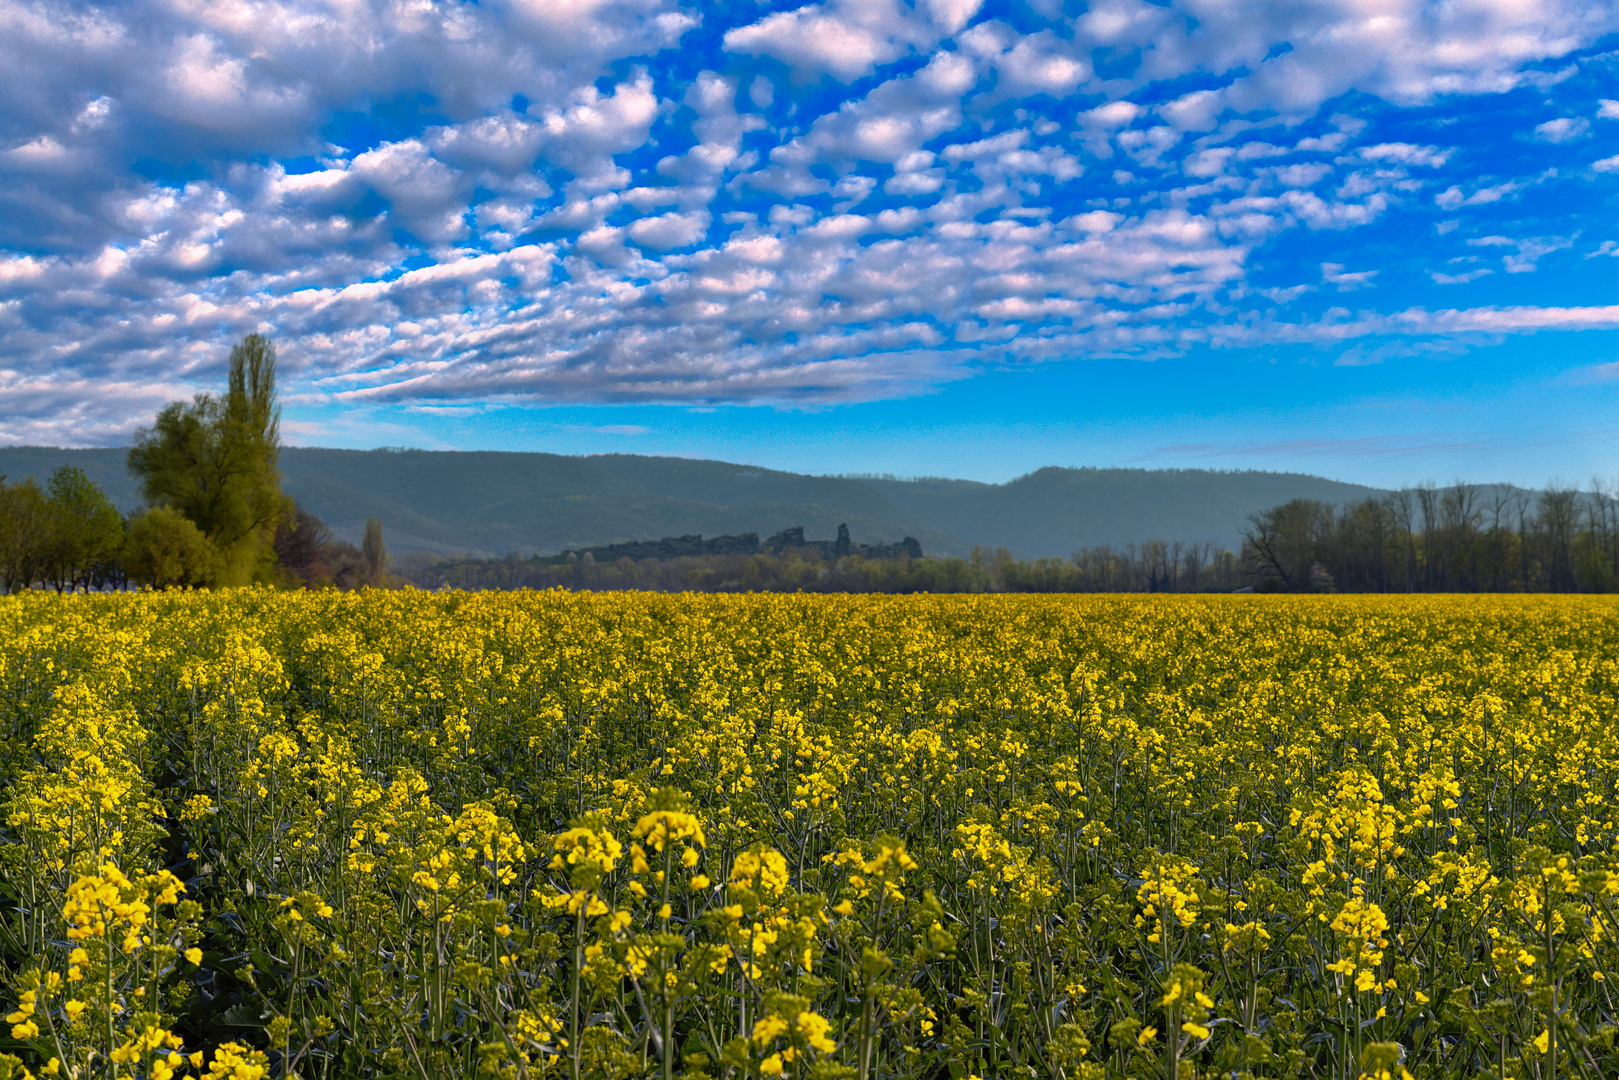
[1239,481,1619,592]
[0,335,391,592]
[400,540,1246,594]
[404,480,1619,596]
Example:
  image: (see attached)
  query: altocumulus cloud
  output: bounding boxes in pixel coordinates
[3,0,1619,443]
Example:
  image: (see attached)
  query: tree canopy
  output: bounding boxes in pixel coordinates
[42,466,125,591]
[124,507,214,588]
[128,333,284,585]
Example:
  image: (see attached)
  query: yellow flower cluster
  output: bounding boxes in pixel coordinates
[2,588,1619,1080]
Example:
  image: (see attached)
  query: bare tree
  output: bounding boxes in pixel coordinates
[1181,540,1210,591]
[1513,489,1534,588]
[1483,486,1515,591]
[1538,484,1580,591]
[1391,489,1417,591]
[1588,478,1619,587]
[1413,482,1440,589]
[1437,481,1480,590]
[1242,499,1327,590]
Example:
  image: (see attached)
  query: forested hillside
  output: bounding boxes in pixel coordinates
[859,467,1381,556]
[0,445,1379,558]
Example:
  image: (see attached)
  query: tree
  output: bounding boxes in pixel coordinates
[362,517,387,585]
[1241,499,1327,590]
[43,466,125,592]
[274,501,334,586]
[128,333,283,586]
[124,508,215,588]
[1484,486,1518,591]
[0,476,49,593]
[1537,484,1580,591]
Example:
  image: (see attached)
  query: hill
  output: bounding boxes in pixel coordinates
[861,467,1384,557]
[0,446,1384,559]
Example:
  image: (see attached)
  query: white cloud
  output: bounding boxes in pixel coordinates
[1468,234,1574,273]
[1533,117,1589,143]
[1321,262,1377,289]
[1429,267,1492,285]
[4,0,1619,443]
[429,114,546,172]
[656,72,766,186]
[802,213,872,240]
[351,141,469,243]
[1136,0,1619,116]
[1236,142,1288,161]
[1393,304,1619,333]
[1281,190,1389,230]
[942,130,1023,162]
[1082,100,1142,130]
[723,234,785,264]
[1075,0,1170,47]
[959,22,1089,98]
[3,135,74,171]
[0,0,695,180]
[1434,178,1527,209]
[1269,163,1332,188]
[1116,126,1179,168]
[1157,90,1222,131]
[741,47,973,198]
[921,0,985,35]
[1259,284,1312,303]
[536,74,660,181]
[831,174,877,209]
[723,0,938,82]
[1359,143,1451,167]
[884,170,943,195]
[1183,147,1234,178]
[157,32,306,129]
[627,210,710,249]
[1066,210,1122,234]
[1001,40,1086,96]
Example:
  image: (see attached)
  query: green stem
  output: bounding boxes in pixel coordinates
[662,847,674,1080]
[570,903,584,1080]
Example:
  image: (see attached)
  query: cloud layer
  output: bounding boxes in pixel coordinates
[3,0,1619,443]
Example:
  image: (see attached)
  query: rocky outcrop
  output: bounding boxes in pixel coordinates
[764,527,805,551]
[862,536,924,561]
[565,524,922,563]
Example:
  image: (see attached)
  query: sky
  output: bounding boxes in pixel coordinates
[2,0,1619,487]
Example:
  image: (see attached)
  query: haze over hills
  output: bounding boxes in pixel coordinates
[858,468,1384,559]
[0,446,1384,559]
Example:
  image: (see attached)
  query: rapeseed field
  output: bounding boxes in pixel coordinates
[2,590,1617,1080]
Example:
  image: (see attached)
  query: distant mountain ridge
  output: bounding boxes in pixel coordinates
[0,446,1384,559]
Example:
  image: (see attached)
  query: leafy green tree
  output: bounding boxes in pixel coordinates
[0,476,49,593]
[43,466,125,592]
[127,334,283,585]
[124,507,214,588]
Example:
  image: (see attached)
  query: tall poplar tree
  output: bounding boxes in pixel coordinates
[128,334,284,585]
[361,517,387,585]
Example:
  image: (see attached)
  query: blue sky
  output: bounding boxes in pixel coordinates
[2,0,1618,487]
